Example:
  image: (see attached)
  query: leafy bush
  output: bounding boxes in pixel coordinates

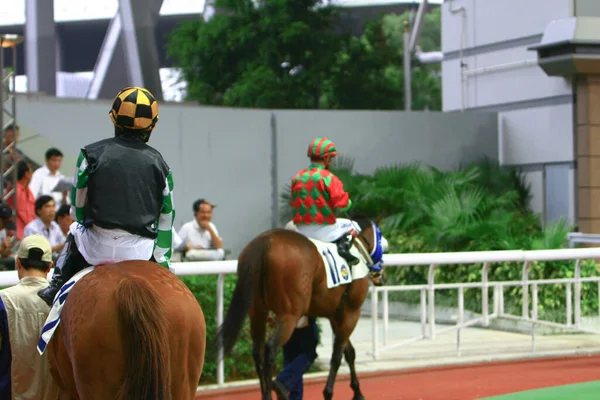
[181,275,320,384]
[180,275,258,384]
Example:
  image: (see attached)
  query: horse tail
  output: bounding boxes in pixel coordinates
[115,276,172,400]
[217,235,271,356]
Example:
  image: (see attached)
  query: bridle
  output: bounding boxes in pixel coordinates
[352,221,384,283]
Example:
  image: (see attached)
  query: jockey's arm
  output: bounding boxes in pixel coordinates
[153,170,175,268]
[70,150,89,223]
[327,175,352,212]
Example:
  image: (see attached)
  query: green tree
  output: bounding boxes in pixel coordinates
[166,1,443,110]
[167,0,343,109]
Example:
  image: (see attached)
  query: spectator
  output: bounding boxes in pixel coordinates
[28,148,70,211]
[272,316,320,400]
[0,204,15,261]
[3,125,25,166]
[23,196,65,257]
[177,199,224,261]
[55,204,73,238]
[6,160,36,240]
[0,234,61,399]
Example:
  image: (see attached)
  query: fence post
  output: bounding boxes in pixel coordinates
[383,288,389,346]
[457,286,464,357]
[216,273,225,385]
[427,264,437,339]
[566,283,572,327]
[371,286,378,360]
[574,259,582,329]
[482,262,490,326]
[521,261,530,319]
[420,288,427,338]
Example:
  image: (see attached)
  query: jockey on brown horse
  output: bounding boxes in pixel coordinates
[38,86,175,306]
[291,137,383,279]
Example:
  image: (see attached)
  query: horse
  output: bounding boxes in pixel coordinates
[45,260,206,400]
[217,216,386,400]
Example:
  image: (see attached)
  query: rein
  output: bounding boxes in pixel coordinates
[353,223,378,267]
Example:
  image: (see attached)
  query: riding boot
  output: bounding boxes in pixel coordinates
[335,234,359,267]
[38,234,89,307]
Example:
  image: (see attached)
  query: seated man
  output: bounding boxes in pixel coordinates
[273,317,320,400]
[0,234,61,399]
[177,199,225,261]
[23,196,66,259]
[0,203,15,262]
[55,204,73,238]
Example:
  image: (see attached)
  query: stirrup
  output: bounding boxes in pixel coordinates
[38,285,60,307]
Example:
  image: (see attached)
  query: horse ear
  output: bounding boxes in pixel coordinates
[374,215,383,226]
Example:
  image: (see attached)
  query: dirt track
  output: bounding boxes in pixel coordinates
[195,354,600,399]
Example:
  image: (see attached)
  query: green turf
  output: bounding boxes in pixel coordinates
[481,380,600,400]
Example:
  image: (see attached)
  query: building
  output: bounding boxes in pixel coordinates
[1,0,440,102]
[442,0,600,233]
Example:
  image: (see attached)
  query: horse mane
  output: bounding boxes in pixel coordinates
[350,214,372,231]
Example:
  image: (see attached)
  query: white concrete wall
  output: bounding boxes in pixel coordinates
[14,94,498,257]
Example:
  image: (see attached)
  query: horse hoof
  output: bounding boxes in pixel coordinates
[353,394,366,400]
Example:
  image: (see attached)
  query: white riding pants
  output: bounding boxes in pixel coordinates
[70,222,155,266]
[295,218,360,242]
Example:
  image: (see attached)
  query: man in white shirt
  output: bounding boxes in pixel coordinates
[23,196,66,259]
[0,234,61,399]
[28,148,70,211]
[177,199,225,261]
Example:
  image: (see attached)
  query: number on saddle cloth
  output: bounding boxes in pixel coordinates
[305,239,356,290]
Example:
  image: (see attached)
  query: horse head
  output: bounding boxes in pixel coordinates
[350,214,387,286]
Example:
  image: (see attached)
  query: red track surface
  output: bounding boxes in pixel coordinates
[195,354,600,399]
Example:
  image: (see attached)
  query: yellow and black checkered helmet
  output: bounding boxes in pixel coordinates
[109,87,159,131]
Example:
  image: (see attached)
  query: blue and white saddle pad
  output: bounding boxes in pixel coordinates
[37,266,95,355]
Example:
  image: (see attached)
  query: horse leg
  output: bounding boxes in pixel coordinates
[322,331,346,400]
[263,316,297,400]
[250,312,268,397]
[344,340,365,400]
[324,301,364,400]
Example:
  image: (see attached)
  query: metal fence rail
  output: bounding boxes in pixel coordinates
[1,248,600,386]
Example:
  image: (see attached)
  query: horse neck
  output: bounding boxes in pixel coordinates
[354,227,374,264]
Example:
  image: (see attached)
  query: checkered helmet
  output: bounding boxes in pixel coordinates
[109,87,159,131]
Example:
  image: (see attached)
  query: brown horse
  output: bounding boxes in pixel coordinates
[217,216,386,400]
[46,260,206,400]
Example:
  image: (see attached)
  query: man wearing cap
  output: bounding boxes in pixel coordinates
[0,235,61,399]
[176,199,224,261]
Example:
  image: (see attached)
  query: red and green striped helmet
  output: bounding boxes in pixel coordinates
[307,137,338,159]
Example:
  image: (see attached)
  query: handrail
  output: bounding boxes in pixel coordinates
[2,246,600,386]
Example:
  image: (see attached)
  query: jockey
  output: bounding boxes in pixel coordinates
[291,137,359,266]
[37,86,175,306]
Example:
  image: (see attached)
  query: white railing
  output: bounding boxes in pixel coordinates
[370,249,600,361]
[1,248,600,386]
